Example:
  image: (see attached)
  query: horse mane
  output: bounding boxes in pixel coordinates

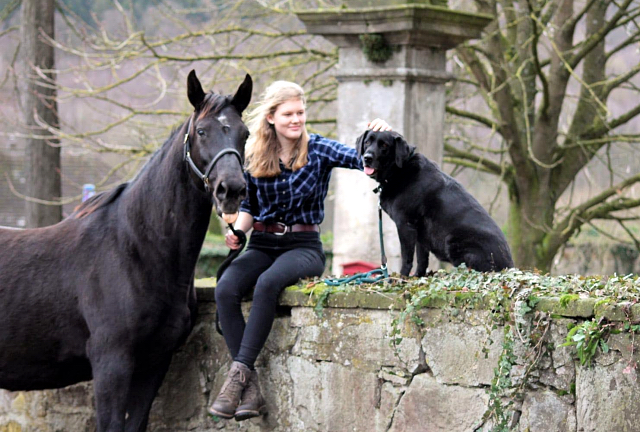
[71,183,129,219]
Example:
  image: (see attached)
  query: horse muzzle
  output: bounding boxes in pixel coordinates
[213,177,247,217]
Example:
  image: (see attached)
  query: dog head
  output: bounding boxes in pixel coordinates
[356,130,415,181]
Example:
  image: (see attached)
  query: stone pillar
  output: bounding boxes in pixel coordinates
[296,4,492,275]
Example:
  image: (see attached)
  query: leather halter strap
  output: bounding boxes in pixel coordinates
[182,115,243,192]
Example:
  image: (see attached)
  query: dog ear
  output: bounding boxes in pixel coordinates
[394,134,413,168]
[355,130,369,156]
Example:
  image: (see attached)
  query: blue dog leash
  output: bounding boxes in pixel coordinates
[325,189,389,286]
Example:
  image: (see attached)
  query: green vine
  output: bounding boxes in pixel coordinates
[287,266,640,430]
[562,318,614,367]
[484,326,517,432]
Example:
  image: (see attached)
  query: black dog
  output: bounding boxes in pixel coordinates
[357,130,514,276]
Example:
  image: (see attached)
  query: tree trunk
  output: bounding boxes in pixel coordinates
[20,0,61,227]
[508,187,557,272]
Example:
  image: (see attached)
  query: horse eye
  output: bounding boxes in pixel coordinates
[222,125,230,132]
[197,129,205,136]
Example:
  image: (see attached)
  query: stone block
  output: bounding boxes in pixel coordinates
[539,319,576,392]
[421,310,503,386]
[576,360,640,431]
[389,373,489,432]
[291,308,422,372]
[518,390,576,432]
[287,356,393,432]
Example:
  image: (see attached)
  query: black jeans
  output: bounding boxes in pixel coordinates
[214,231,325,368]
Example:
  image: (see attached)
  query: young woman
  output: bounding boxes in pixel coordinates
[208,80,390,421]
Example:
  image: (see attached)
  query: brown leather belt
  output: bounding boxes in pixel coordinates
[253,221,319,235]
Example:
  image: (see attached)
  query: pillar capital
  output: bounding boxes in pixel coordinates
[296,4,493,50]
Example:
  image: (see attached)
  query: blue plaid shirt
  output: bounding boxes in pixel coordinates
[240,134,363,225]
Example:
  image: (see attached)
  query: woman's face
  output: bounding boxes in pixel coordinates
[267,98,306,146]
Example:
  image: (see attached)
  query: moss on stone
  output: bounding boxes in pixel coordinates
[195,267,640,322]
[0,421,22,432]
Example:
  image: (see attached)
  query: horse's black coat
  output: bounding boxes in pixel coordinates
[357,130,514,276]
[0,70,252,432]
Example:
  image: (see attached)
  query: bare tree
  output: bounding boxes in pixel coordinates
[20,0,61,227]
[447,0,640,272]
[0,0,338,220]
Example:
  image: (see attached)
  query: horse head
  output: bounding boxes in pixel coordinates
[186,70,252,221]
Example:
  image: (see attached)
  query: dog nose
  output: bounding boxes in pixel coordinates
[363,154,373,165]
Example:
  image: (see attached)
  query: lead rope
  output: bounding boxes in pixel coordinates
[214,223,247,336]
[324,188,389,286]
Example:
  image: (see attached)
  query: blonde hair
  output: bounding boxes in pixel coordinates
[245,81,309,177]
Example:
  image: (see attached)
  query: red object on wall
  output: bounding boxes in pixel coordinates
[341,260,378,276]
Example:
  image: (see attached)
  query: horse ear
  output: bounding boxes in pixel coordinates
[187,70,206,110]
[231,74,253,114]
[394,133,413,168]
[355,130,369,156]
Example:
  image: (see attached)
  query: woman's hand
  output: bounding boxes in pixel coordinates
[225,229,244,250]
[367,118,392,132]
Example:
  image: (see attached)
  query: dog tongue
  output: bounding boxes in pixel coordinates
[364,167,375,176]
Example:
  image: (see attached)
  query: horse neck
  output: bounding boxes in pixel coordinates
[122,126,213,267]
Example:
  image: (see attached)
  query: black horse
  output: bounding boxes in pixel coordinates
[0,70,251,432]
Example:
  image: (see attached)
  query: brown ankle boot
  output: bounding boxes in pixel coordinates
[208,361,251,419]
[235,369,267,421]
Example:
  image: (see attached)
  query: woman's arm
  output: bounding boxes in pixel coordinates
[319,118,393,170]
[225,211,254,250]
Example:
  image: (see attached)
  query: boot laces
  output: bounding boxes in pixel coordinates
[219,365,248,396]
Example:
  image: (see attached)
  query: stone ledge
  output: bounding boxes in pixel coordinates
[194,278,640,321]
[334,67,452,83]
[295,4,494,49]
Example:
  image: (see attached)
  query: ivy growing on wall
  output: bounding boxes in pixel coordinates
[359,33,394,64]
[298,265,640,430]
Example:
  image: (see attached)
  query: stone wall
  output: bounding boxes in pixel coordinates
[1,280,640,432]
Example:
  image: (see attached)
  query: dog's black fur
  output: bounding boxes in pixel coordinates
[357,130,514,276]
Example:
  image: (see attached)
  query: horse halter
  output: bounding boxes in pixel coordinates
[182,115,244,193]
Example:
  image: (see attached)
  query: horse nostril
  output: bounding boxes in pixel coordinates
[215,181,227,200]
[239,186,247,199]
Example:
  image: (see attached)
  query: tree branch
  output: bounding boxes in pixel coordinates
[602,62,640,98]
[0,0,19,22]
[569,0,634,69]
[554,173,640,245]
[605,32,640,61]
[444,143,511,178]
[446,105,501,130]
[528,3,550,118]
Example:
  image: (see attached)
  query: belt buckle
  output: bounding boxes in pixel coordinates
[274,222,288,235]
